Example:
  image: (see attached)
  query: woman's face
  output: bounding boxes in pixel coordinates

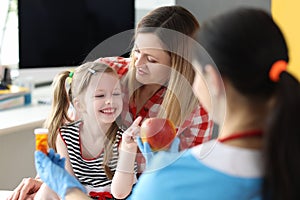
[133,33,171,85]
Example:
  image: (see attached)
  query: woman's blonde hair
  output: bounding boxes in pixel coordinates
[44,61,119,179]
[126,5,200,126]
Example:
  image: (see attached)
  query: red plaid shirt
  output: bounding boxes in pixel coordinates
[96,57,212,173]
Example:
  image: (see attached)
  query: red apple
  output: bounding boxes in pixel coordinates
[140,118,176,151]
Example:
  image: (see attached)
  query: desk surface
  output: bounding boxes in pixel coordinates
[0,86,51,135]
[0,190,13,199]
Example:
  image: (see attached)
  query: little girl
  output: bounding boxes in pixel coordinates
[36,62,140,200]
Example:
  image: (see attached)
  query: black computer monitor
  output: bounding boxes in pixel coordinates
[18,0,135,69]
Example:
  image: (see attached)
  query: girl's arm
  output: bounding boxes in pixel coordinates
[111,117,142,199]
[56,132,75,176]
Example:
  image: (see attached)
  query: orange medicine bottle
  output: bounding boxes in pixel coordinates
[34,128,49,154]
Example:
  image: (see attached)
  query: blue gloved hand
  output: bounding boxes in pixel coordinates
[136,137,154,165]
[35,148,86,200]
[136,137,180,165]
[169,137,180,153]
[47,148,66,168]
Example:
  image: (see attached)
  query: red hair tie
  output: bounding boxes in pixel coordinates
[269,60,287,82]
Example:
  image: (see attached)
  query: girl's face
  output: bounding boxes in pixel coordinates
[84,72,123,125]
[133,33,171,85]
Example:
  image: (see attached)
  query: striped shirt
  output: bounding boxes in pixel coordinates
[59,121,123,192]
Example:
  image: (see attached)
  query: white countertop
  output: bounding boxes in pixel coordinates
[0,190,12,199]
[0,86,52,135]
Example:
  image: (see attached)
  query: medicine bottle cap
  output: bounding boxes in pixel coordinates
[34,128,49,134]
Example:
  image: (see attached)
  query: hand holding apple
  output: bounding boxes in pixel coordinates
[140,118,177,151]
[137,136,180,166]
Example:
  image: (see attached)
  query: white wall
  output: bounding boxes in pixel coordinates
[0,129,37,190]
[176,0,270,24]
[135,0,175,24]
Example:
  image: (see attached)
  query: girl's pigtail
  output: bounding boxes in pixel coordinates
[44,71,74,151]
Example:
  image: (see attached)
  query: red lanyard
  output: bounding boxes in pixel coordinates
[218,130,263,143]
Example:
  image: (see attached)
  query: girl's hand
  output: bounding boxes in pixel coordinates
[121,116,142,152]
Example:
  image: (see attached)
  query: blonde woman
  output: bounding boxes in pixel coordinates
[97,5,212,174]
